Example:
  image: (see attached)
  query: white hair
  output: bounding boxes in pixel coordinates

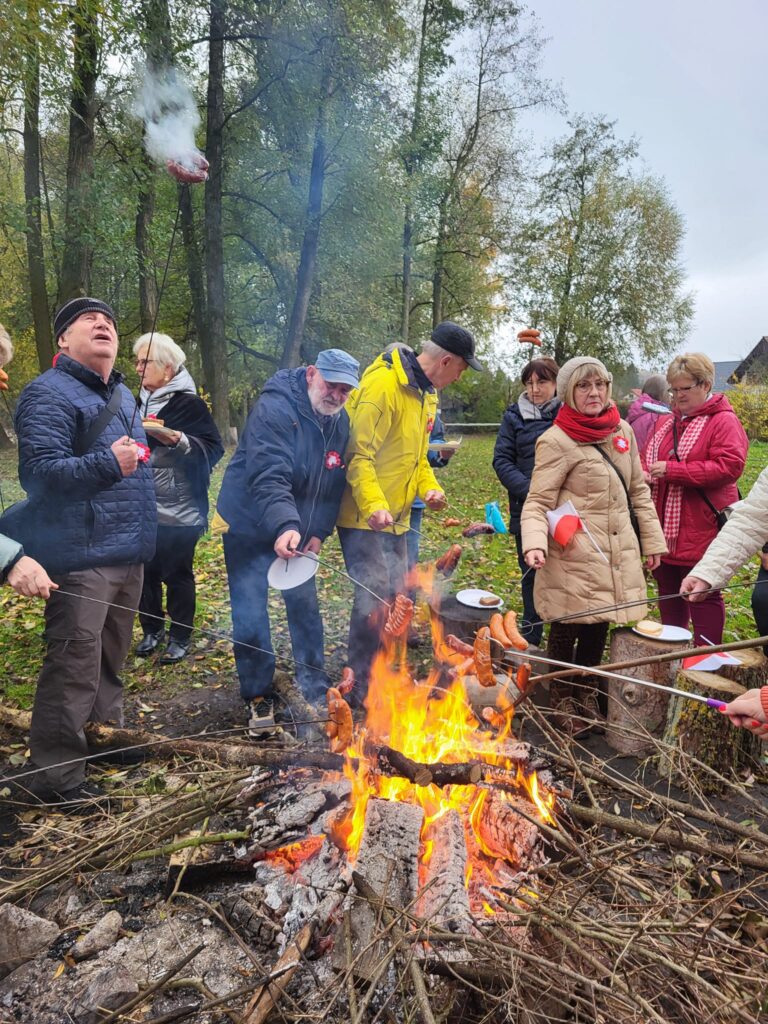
[133,332,186,373]
[0,323,13,368]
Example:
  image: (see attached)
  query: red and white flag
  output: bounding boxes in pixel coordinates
[682,651,741,672]
[546,500,583,547]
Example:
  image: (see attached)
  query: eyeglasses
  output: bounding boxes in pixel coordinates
[135,358,156,368]
[668,383,701,396]
[575,380,609,393]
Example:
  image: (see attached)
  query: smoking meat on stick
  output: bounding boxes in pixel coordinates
[435,543,462,576]
[383,594,414,639]
[473,626,495,687]
[166,153,210,183]
[326,687,353,753]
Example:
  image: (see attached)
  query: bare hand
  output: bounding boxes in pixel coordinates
[7,556,58,599]
[111,436,140,476]
[648,461,667,479]
[721,689,768,740]
[144,423,181,446]
[525,549,546,569]
[303,536,322,555]
[438,448,457,461]
[274,529,302,558]
[368,509,394,531]
[643,470,652,485]
[424,489,447,511]
[645,554,662,571]
[679,575,710,602]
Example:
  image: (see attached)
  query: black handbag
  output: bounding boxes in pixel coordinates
[591,444,641,541]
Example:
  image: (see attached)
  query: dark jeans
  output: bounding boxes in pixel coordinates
[338,526,408,697]
[223,532,327,703]
[513,531,542,645]
[139,525,202,644]
[28,564,143,792]
[407,505,424,569]
[547,621,610,702]
[653,560,725,646]
[751,565,768,653]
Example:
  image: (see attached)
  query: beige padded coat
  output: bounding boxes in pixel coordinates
[520,421,667,624]
[691,465,768,589]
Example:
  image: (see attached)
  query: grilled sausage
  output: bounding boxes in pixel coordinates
[326,687,353,752]
[338,666,355,697]
[445,633,474,656]
[489,612,512,650]
[516,662,532,692]
[435,543,462,575]
[443,517,462,527]
[462,522,495,537]
[473,626,495,687]
[383,594,414,638]
[502,610,529,651]
[166,154,209,183]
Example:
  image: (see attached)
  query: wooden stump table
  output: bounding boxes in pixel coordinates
[605,628,685,756]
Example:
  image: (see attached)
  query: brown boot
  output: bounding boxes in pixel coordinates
[549,684,589,738]
[578,689,607,735]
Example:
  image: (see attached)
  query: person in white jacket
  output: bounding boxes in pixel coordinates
[680,466,768,740]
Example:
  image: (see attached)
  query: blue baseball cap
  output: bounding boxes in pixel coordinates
[315,348,360,388]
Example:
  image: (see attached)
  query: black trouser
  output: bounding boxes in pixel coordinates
[546,621,610,703]
[139,525,202,644]
[752,565,768,655]
[513,530,542,645]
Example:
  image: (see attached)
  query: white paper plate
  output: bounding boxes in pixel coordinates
[632,624,692,642]
[267,552,319,590]
[456,588,504,610]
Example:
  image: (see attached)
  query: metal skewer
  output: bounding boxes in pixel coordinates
[292,551,391,607]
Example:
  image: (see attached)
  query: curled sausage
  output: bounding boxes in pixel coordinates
[489,612,512,650]
[443,517,462,527]
[462,522,495,538]
[482,706,507,730]
[502,610,529,651]
[517,329,542,347]
[166,153,209,183]
[338,666,355,697]
[445,633,474,656]
[473,626,495,687]
[435,543,462,575]
[326,687,353,753]
[383,594,414,638]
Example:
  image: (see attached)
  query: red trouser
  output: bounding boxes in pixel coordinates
[653,560,725,646]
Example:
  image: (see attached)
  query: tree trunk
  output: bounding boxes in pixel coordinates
[202,0,230,436]
[23,0,53,371]
[135,155,158,333]
[58,0,98,303]
[431,196,448,327]
[280,74,333,369]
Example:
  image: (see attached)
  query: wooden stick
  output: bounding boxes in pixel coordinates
[368,742,483,788]
[242,921,313,1024]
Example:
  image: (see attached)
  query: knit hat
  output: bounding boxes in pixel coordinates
[54,298,116,340]
[556,356,612,405]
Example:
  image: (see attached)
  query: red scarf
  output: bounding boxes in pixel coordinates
[555,402,620,443]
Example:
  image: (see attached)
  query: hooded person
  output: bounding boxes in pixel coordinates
[521,356,666,736]
[626,373,671,454]
[337,322,483,700]
[215,348,360,737]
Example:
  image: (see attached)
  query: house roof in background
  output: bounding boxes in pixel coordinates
[713,360,739,392]
[730,337,768,385]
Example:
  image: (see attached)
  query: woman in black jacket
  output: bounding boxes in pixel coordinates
[134,333,224,663]
[492,357,560,646]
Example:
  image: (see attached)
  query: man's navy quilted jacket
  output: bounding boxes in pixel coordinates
[13,354,157,573]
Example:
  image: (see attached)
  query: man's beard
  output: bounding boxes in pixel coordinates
[307,378,342,416]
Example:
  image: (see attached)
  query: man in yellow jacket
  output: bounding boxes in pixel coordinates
[338,322,483,699]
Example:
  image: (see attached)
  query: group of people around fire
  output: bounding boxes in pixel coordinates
[0,299,766,807]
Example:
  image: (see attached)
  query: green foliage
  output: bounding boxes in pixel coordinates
[727,383,768,442]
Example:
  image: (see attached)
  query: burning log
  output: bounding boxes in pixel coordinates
[367,743,483,788]
[473,790,545,870]
[417,809,476,936]
[334,797,423,980]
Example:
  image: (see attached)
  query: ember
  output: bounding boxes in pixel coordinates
[264,834,327,873]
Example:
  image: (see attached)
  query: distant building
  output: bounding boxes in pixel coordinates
[713,360,739,392]
[730,337,768,385]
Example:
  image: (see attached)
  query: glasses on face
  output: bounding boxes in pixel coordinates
[575,380,609,394]
[135,358,156,368]
[668,383,700,396]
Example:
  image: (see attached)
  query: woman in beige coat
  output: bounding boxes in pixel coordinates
[522,357,667,735]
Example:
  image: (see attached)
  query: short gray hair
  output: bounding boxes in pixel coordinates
[133,332,186,373]
[0,323,12,369]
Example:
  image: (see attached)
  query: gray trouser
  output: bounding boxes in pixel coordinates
[28,564,143,792]
[338,527,408,699]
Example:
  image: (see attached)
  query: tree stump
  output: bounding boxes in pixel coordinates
[658,656,767,794]
[605,628,683,756]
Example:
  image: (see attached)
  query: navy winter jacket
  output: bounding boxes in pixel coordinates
[217,367,350,545]
[10,354,157,573]
[492,399,561,532]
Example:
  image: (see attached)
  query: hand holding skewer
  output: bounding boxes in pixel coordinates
[679,574,711,602]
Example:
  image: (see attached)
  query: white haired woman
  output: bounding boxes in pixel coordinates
[522,357,666,736]
[134,333,224,663]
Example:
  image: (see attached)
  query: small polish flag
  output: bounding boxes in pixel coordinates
[682,652,742,672]
[546,500,583,547]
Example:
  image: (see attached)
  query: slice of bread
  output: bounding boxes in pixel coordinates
[636,619,663,636]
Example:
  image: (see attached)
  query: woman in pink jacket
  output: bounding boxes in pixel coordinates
[646,353,747,645]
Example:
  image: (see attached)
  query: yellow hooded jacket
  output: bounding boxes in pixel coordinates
[337,347,440,534]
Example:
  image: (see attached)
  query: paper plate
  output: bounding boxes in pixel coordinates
[631,624,692,642]
[267,552,319,591]
[456,588,504,610]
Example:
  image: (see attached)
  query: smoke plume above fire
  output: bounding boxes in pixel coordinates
[133,64,205,173]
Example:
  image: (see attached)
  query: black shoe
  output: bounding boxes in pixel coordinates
[87,745,148,766]
[136,631,164,657]
[16,780,110,812]
[159,640,189,664]
[248,698,278,738]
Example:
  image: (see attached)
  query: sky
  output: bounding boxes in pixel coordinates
[520,0,768,365]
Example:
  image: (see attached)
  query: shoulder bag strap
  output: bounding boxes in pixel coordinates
[73,386,124,457]
[671,420,726,521]
[590,443,633,508]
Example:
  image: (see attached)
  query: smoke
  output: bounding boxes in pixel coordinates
[133,64,203,170]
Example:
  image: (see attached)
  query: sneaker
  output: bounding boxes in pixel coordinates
[136,631,164,657]
[248,698,278,738]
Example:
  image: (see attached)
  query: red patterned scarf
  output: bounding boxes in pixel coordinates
[555,402,620,443]
[646,414,709,552]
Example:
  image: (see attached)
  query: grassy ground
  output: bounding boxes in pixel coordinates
[1,436,767,714]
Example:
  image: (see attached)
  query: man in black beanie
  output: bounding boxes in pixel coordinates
[3,298,157,807]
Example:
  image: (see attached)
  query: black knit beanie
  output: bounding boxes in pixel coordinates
[54,298,116,340]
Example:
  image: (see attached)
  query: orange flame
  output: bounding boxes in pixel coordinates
[264,834,326,873]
